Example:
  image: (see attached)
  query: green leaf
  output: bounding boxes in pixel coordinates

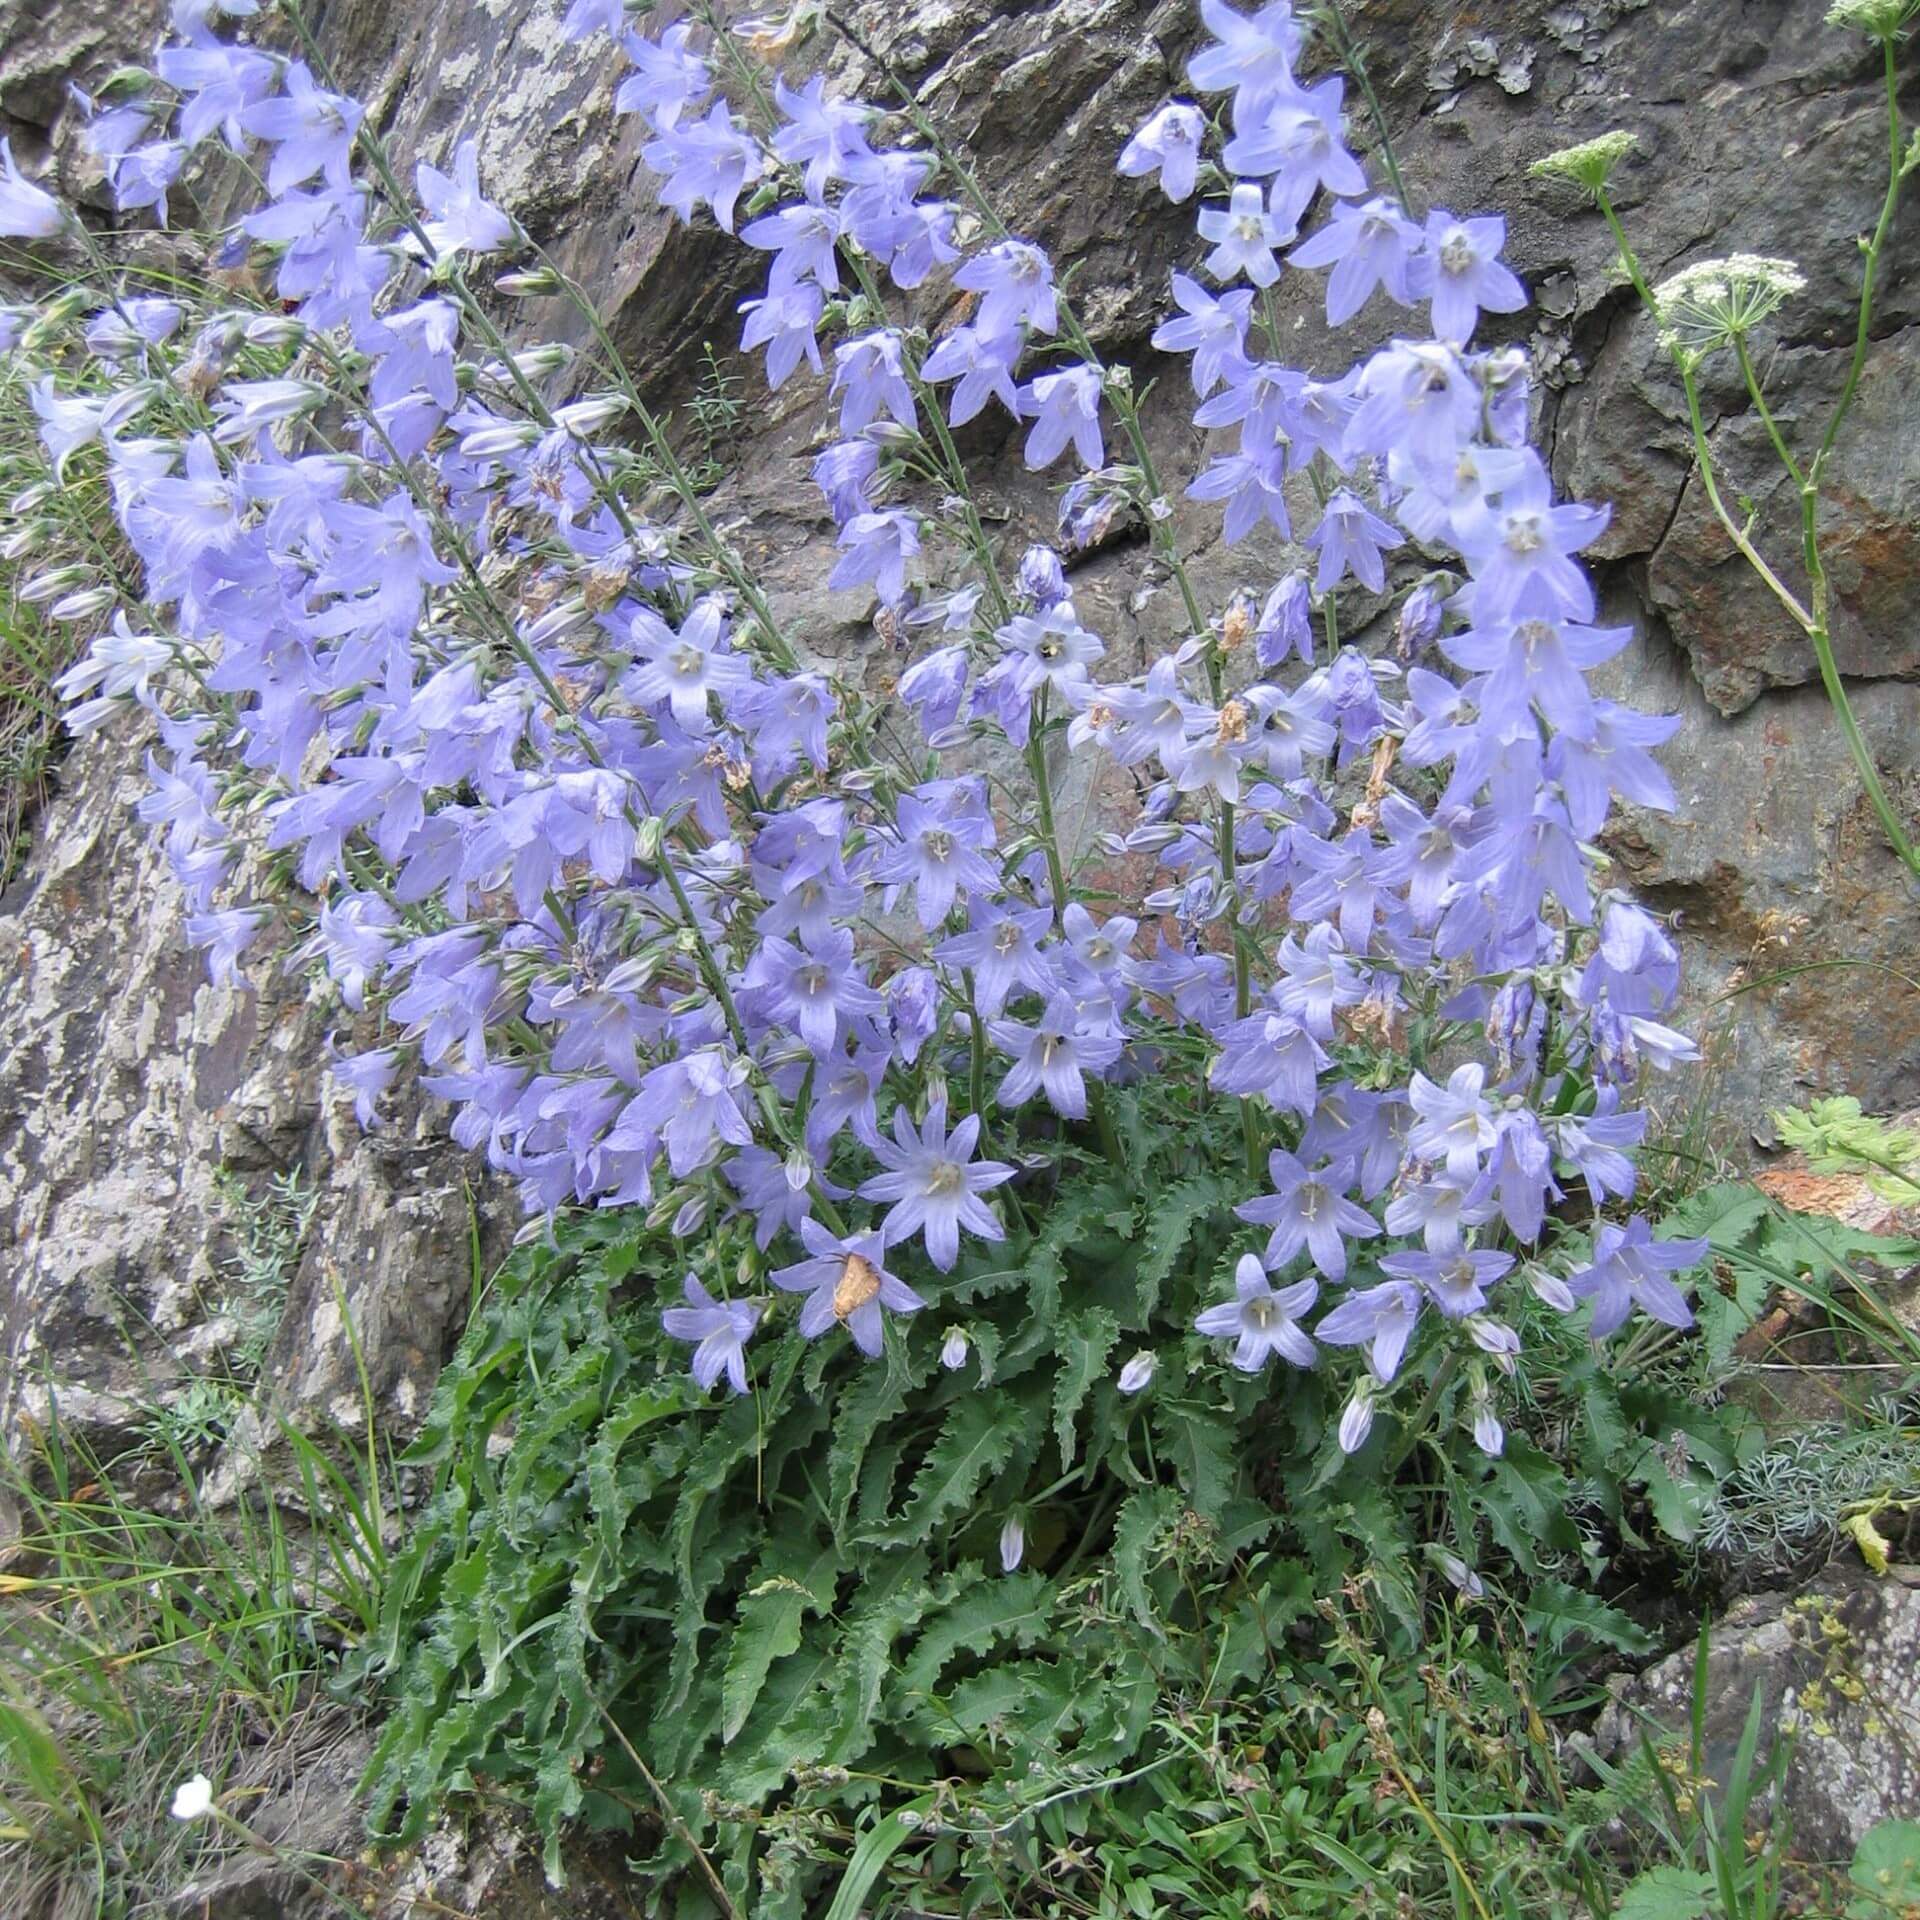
[860,1395,1024,1546]
[1110,1486,1182,1633]
[720,1544,839,1744]
[1519,1577,1654,1655]
[1614,1867,1715,1920]
[1133,1174,1238,1317]
[820,1802,933,1920]
[897,1573,1051,1696]
[1152,1397,1239,1522]
[828,1550,935,1761]
[1657,1181,1770,1252]
[1051,1308,1120,1468]
[1476,1440,1580,1575]
[1851,1819,1920,1915]
[826,1361,909,1538]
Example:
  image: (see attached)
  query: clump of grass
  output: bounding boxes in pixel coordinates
[0,1381,392,1917]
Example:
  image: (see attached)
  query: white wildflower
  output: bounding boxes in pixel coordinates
[170,1773,214,1822]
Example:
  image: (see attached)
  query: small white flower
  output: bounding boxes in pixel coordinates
[1117,1350,1156,1395]
[170,1773,214,1822]
[940,1326,970,1371]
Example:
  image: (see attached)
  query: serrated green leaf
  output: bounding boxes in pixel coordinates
[1520,1577,1654,1654]
[897,1572,1052,1696]
[1133,1174,1238,1317]
[826,1361,910,1539]
[720,1543,839,1744]
[860,1395,1025,1546]
[1110,1486,1182,1633]
[1152,1397,1239,1521]
[1051,1308,1120,1467]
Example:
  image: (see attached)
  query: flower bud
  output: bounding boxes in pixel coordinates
[507,344,574,379]
[1117,1350,1155,1395]
[1338,1381,1376,1455]
[495,266,563,296]
[632,815,666,862]
[243,315,309,348]
[21,564,89,604]
[1524,1263,1576,1314]
[1017,543,1067,608]
[940,1327,969,1370]
[1469,1385,1504,1458]
[1394,580,1444,659]
[50,586,117,621]
[999,1514,1025,1572]
[459,419,541,458]
[554,394,629,436]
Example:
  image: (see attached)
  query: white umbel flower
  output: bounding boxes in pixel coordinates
[1653,254,1806,355]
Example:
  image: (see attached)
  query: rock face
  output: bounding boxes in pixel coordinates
[0,713,514,1467]
[1,0,1917,1439]
[1590,1564,1920,1861]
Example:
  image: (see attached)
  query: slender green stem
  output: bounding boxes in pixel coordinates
[1812,37,1906,485]
[1318,1,1416,219]
[1026,688,1070,924]
[1385,1352,1460,1474]
[1731,337,1804,488]
[1595,193,1814,631]
[1804,607,1919,873]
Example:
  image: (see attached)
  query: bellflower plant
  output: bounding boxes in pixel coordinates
[2,0,1808,1884]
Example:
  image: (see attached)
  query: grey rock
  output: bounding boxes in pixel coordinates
[0,713,512,1486]
[1588,1564,1920,1860]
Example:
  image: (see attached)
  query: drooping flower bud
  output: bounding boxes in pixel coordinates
[999,1514,1025,1572]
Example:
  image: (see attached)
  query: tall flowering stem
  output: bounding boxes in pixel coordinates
[1540,19,1919,881]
